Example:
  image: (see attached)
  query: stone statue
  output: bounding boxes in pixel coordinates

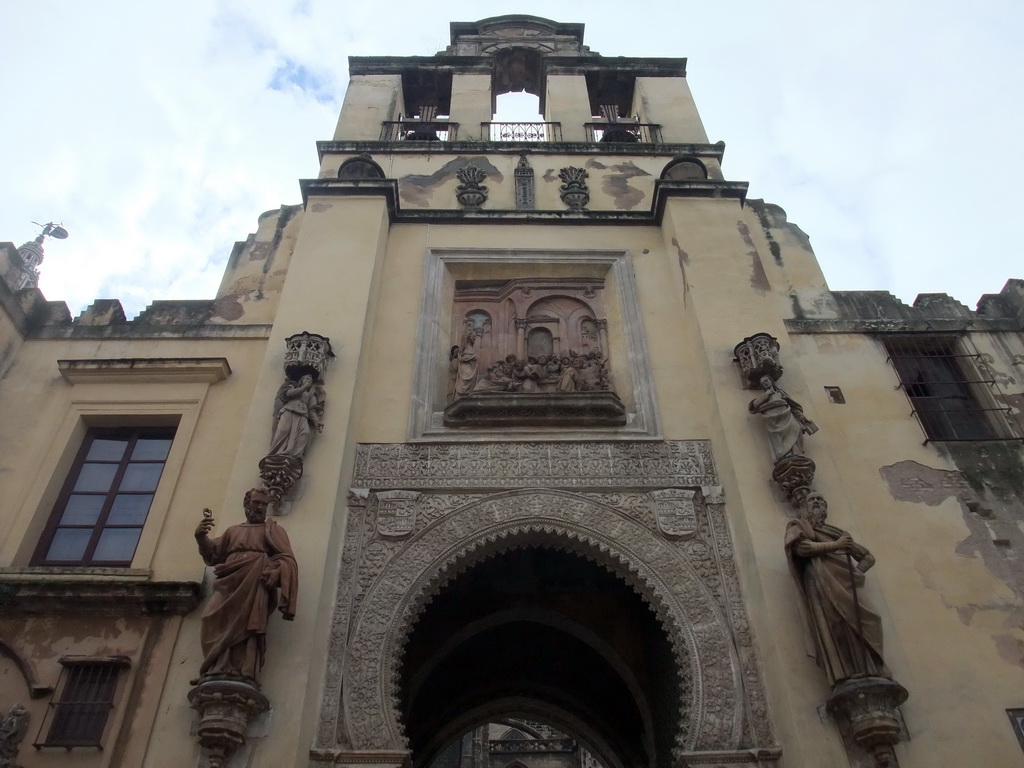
[785,492,887,685]
[0,704,28,768]
[194,488,298,684]
[748,375,818,463]
[269,374,325,459]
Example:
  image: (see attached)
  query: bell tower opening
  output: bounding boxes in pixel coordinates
[399,545,681,768]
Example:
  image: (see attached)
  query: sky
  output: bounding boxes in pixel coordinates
[1,1,1022,318]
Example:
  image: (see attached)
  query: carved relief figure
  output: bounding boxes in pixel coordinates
[194,488,298,684]
[784,492,887,685]
[269,374,325,459]
[0,704,28,768]
[748,375,818,463]
[451,332,480,397]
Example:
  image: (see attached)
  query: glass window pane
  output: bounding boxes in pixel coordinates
[132,438,172,461]
[119,464,163,492]
[46,529,91,562]
[85,439,128,461]
[107,494,153,525]
[73,463,118,492]
[93,528,142,563]
[59,495,105,525]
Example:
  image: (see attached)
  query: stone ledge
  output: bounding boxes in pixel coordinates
[58,356,231,384]
[0,577,201,616]
[443,391,627,428]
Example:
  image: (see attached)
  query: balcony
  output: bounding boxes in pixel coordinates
[380,120,459,142]
[481,122,562,142]
[585,122,662,144]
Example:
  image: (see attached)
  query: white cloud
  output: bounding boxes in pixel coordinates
[1,1,1022,316]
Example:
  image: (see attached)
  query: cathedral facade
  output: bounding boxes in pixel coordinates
[3,16,1024,768]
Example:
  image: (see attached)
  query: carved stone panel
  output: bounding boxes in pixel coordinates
[651,488,699,539]
[373,490,420,539]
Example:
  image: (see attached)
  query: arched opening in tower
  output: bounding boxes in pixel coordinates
[399,546,681,768]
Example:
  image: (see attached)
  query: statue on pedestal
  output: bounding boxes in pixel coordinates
[194,487,298,684]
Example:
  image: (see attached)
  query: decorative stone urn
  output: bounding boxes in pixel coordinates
[826,676,909,768]
[733,332,783,387]
[558,166,590,210]
[188,679,270,768]
[455,166,488,210]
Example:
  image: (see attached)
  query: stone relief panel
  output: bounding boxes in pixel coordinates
[410,249,661,440]
[313,441,778,765]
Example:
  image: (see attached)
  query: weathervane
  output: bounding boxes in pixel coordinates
[14,221,68,290]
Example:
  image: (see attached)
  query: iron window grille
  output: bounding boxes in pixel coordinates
[35,657,129,749]
[882,335,1022,443]
[32,426,176,566]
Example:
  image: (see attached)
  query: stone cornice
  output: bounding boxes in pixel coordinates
[0,574,201,616]
[31,323,274,340]
[785,317,1022,334]
[58,356,232,384]
[300,178,748,221]
[316,140,726,161]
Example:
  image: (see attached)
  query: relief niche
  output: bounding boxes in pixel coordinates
[444,277,625,427]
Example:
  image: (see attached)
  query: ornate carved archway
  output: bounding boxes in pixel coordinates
[313,441,778,768]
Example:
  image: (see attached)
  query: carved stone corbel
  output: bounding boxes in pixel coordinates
[188,679,269,768]
[0,703,29,768]
[827,676,909,768]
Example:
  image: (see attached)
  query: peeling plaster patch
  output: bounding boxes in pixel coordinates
[880,460,972,506]
[542,168,557,183]
[882,459,1024,657]
[248,242,271,262]
[598,162,650,210]
[310,202,333,213]
[585,159,608,170]
[995,633,1024,667]
[736,221,769,294]
[400,157,504,207]
[642,249,650,254]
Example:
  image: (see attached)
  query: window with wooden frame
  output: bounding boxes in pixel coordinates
[36,657,129,749]
[31,427,176,566]
[883,335,1019,442]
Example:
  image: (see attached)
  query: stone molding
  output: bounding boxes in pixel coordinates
[352,441,717,489]
[315,441,776,764]
[57,357,231,384]
[0,578,201,616]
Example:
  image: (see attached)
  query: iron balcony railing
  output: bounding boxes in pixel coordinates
[482,122,562,142]
[380,121,459,142]
[584,122,663,144]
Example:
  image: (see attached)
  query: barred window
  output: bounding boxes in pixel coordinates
[37,657,128,748]
[32,427,176,566]
[883,336,1017,441]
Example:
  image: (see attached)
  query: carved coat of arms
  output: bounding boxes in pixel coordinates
[650,489,698,540]
[375,490,420,538]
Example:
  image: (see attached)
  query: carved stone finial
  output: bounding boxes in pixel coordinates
[188,679,270,768]
[734,333,783,387]
[455,166,488,210]
[515,154,535,210]
[558,166,590,210]
[0,703,29,768]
